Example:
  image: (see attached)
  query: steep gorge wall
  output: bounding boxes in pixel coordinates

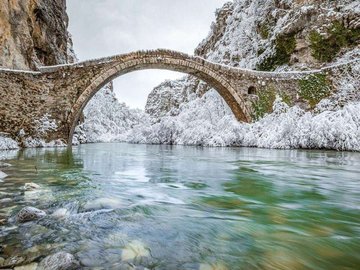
[0,0,76,70]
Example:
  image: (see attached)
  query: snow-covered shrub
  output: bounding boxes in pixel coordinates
[0,135,19,150]
[33,113,58,137]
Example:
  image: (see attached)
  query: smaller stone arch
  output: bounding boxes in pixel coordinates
[248,86,257,95]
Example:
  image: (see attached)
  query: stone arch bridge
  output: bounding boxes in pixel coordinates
[0,49,354,146]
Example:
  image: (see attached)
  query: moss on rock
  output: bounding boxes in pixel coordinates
[298,74,331,107]
[309,21,360,62]
[257,34,297,71]
[251,87,277,120]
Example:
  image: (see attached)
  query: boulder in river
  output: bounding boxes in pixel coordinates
[17,207,46,223]
[38,252,80,270]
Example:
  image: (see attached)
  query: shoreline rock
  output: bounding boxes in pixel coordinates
[24,183,41,191]
[38,252,80,270]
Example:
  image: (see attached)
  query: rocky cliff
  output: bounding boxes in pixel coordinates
[145,0,360,119]
[0,0,78,149]
[0,0,76,70]
[137,0,360,150]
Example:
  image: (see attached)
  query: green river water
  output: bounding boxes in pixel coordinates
[0,143,359,269]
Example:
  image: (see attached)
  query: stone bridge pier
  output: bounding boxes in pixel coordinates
[0,49,354,146]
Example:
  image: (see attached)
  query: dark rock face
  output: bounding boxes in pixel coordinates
[38,252,80,270]
[0,0,76,70]
[17,206,46,223]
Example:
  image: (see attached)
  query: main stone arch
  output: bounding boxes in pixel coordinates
[64,50,252,144]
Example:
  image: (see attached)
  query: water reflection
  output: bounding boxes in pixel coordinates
[0,143,359,269]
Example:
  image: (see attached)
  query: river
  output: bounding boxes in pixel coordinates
[1,143,360,269]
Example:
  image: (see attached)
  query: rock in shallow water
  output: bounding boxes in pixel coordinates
[0,170,8,179]
[84,198,124,211]
[51,208,70,219]
[121,240,150,261]
[24,183,41,190]
[38,252,80,270]
[17,207,46,223]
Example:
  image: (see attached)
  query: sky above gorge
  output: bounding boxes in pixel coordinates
[67,0,228,109]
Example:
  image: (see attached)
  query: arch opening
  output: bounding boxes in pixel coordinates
[248,86,257,95]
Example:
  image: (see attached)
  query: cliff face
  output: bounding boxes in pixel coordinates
[145,0,360,118]
[0,0,75,70]
[135,0,360,150]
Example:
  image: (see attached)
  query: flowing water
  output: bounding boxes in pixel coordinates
[0,143,360,269]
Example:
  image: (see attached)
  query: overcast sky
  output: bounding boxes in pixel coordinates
[67,0,228,109]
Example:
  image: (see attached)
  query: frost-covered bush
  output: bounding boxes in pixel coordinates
[124,91,360,151]
[33,113,58,137]
[0,136,19,150]
[22,113,64,148]
[23,138,66,148]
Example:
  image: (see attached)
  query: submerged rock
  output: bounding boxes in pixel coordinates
[84,198,124,211]
[51,208,70,219]
[38,252,80,270]
[1,255,25,268]
[121,240,150,261]
[0,170,8,179]
[17,207,46,223]
[0,197,12,203]
[24,183,41,191]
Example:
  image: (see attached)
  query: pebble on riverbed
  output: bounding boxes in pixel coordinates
[24,183,41,190]
[37,252,80,270]
[17,206,46,223]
